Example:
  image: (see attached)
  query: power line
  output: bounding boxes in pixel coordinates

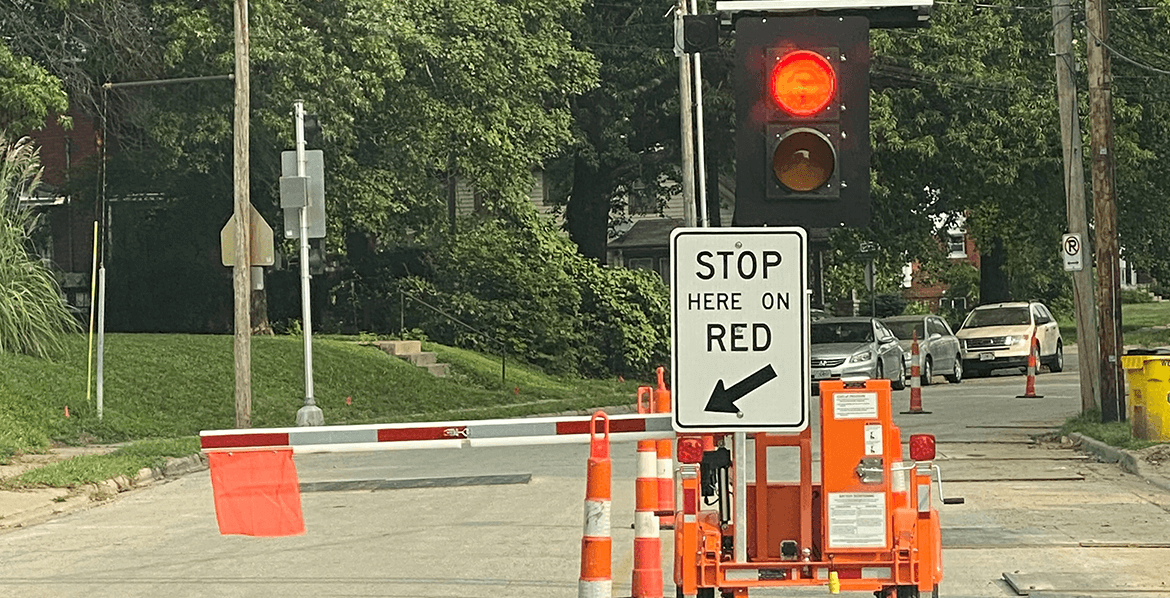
[1088,29,1170,75]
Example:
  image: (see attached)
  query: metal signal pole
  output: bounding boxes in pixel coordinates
[294,101,324,427]
[677,1,697,229]
[1051,0,1100,413]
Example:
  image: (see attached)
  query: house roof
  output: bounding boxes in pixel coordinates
[609,218,684,249]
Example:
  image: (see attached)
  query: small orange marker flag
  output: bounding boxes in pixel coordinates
[208,449,305,537]
[345,396,352,406]
[64,406,70,418]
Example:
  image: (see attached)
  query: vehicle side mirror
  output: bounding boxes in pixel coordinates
[930,332,942,340]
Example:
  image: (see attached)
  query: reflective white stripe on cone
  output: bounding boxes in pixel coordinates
[632,440,663,598]
[580,412,612,598]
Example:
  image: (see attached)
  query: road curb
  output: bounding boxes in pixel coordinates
[131,453,210,487]
[1069,432,1170,493]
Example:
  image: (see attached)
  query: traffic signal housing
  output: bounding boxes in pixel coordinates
[733,16,871,228]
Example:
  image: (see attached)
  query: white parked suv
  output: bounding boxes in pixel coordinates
[956,301,1064,378]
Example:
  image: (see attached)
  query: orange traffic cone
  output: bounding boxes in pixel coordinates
[632,440,663,598]
[902,331,931,414]
[579,412,612,598]
[1017,336,1044,398]
[652,367,675,528]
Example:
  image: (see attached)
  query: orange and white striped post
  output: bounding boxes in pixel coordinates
[902,331,931,414]
[652,367,675,528]
[631,440,663,598]
[1017,335,1044,398]
[579,411,612,598]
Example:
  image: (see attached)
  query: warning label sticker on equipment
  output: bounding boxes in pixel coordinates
[833,392,878,420]
[827,492,887,548]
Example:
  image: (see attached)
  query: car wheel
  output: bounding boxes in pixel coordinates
[945,354,963,384]
[891,359,907,391]
[1049,341,1064,372]
[921,356,933,386]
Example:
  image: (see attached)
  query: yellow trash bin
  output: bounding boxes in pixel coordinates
[1122,353,1170,441]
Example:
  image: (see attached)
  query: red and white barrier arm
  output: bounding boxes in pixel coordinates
[201,412,674,454]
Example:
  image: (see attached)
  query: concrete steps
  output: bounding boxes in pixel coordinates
[370,340,450,377]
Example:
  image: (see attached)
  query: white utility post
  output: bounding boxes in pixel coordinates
[688,0,710,227]
[294,100,324,426]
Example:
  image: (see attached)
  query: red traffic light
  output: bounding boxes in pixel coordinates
[770,50,836,116]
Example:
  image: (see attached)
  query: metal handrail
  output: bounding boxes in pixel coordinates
[399,289,506,383]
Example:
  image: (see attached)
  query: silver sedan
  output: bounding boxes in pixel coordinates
[810,317,906,391]
[882,314,964,385]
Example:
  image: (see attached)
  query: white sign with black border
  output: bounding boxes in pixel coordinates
[671,227,809,432]
[1062,233,1084,272]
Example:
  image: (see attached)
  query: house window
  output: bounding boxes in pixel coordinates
[627,257,654,271]
[947,233,966,258]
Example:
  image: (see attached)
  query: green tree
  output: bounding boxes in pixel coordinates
[869,4,1072,305]
[0,42,67,135]
[0,136,80,357]
[551,0,694,261]
[5,0,598,331]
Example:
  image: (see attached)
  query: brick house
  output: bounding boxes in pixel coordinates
[901,216,980,314]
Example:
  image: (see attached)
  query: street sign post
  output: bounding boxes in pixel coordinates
[671,227,810,432]
[1062,233,1084,272]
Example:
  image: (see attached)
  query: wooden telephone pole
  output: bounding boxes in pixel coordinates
[1085,0,1125,422]
[232,0,252,428]
[1051,0,1100,413]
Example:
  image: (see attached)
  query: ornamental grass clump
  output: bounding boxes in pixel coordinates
[0,135,80,358]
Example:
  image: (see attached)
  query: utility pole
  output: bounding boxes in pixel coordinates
[1085,0,1125,422]
[677,0,697,228]
[687,0,710,228]
[232,0,252,428]
[1051,0,1101,413]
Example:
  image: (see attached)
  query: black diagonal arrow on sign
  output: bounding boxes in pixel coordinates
[704,364,778,414]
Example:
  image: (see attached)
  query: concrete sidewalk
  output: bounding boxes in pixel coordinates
[0,450,206,533]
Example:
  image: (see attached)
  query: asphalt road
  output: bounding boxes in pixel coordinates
[2,348,1170,598]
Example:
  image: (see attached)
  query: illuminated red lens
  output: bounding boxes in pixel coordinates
[909,434,936,462]
[678,437,705,464]
[770,50,836,116]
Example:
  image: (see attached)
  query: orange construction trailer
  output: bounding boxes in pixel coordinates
[672,378,957,598]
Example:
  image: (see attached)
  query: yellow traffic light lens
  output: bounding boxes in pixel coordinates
[770,50,836,116]
[772,129,835,192]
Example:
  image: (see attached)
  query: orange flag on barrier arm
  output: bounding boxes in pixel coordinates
[208,449,305,537]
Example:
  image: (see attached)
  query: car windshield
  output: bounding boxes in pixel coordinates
[884,320,924,341]
[963,307,1031,328]
[811,322,873,344]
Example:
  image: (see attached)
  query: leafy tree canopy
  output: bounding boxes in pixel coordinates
[0,42,67,135]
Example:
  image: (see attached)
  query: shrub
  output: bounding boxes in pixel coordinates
[0,136,81,358]
[1121,288,1154,304]
[405,214,669,378]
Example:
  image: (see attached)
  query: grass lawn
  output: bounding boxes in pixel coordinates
[1057,301,1170,347]
[0,333,651,487]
